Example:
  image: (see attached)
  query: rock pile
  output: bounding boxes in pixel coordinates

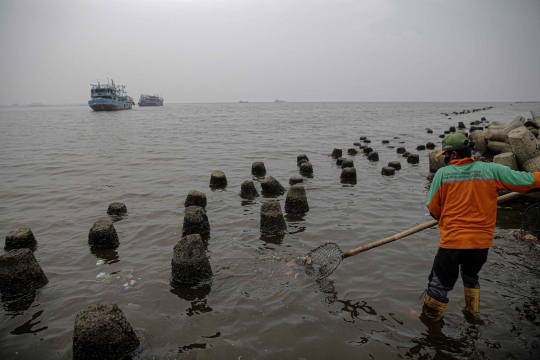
[429,116,540,174]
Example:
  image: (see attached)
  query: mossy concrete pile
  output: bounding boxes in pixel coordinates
[88,220,119,248]
[0,248,48,298]
[73,303,140,360]
[5,227,37,251]
[171,234,212,284]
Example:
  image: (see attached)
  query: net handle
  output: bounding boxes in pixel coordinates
[341,191,523,259]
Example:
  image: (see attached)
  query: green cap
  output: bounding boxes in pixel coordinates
[436,133,470,157]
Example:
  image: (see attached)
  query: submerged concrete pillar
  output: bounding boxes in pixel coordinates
[285,186,309,214]
[341,159,354,169]
[363,147,373,154]
[182,206,210,237]
[297,154,309,164]
[289,177,303,186]
[382,167,395,176]
[0,248,48,298]
[88,220,119,248]
[331,149,342,158]
[260,201,287,235]
[210,171,227,188]
[300,162,313,175]
[240,180,259,200]
[107,202,127,216]
[4,228,37,251]
[367,152,379,162]
[261,176,285,196]
[251,162,266,177]
[388,161,401,170]
[340,167,357,183]
[184,190,207,208]
[171,234,212,283]
[407,154,420,164]
[73,304,140,360]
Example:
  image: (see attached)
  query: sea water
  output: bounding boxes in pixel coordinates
[0,102,539,358]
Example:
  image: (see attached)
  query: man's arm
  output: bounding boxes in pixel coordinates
[492,164,540,193]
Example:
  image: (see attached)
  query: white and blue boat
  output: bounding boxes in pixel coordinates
[88,79,135,111]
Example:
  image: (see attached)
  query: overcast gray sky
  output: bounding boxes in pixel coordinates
[1,0,539,104]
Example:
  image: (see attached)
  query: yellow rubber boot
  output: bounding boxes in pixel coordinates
[421,293,448,321]
[464,286,480,314]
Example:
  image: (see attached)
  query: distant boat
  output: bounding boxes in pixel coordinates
[138,94,164,107]
[239,101,249,103]
[88,79,134,111]
[274,99,286,103]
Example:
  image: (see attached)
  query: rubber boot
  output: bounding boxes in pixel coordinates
[421,292,448,322]
[464,286,480,314]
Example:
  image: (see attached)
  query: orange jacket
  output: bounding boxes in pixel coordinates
[426,158,540,249]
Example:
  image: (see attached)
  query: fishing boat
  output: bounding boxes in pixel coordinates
[88,79,134,111]
[138,94,164,107]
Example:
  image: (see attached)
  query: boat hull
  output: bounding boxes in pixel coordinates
[88,98,132,111]
[138,101,163,106]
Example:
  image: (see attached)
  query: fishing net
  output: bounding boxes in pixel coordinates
[296,242,343,280]
[519,202,540,242]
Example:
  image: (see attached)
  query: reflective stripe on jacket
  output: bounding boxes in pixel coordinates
[426,158,540,249]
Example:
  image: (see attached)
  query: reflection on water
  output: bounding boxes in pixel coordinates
[90,247,119,264]
[1,291,38,314]
[170,281,213,316]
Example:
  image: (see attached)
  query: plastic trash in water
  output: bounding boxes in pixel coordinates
[101,273,112,284]
[96,260,105,266]
[123,283,129,287]
[278,301,284,305]
[124,286,131,290]
[96,272,107,279]
[129,280,136,286]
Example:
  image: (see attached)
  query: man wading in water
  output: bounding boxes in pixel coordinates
[422,133,540,321]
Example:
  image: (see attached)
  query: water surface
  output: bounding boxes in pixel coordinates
[0,102,538,359]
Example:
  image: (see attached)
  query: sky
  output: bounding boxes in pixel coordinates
[0,0,539,104]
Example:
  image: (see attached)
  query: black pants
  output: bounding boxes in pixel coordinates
[427,247,489,301]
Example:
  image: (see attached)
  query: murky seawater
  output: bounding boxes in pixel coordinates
[0,102,538,359]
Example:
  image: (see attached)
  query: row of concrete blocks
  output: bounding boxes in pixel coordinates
[441,107,493,117]
[331,142,420,179]
[0,179,308,286]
